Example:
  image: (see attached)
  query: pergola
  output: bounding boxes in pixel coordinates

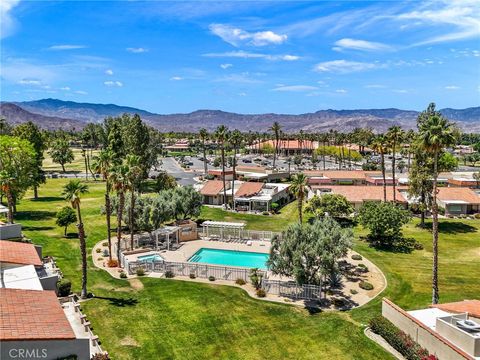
[201,221,246,240]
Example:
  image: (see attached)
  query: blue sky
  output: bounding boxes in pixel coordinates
[1,0,479,114]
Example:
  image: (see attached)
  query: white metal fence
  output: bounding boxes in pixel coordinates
[200,227,281,242]
[128,260,322,300]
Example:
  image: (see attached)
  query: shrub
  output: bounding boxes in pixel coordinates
[357,263,369,273]
[136,268,145,276]
[189,273,196,279]
[57,279,72,297]
[359,281,374,290]
[369,316,438,360]
[256,289,266,297]
[165,270,174,278]
[96,248,101,253]
[474,213,480,219]
[90,353,111,360]
[102,242,108,247]
[332,298,347,308]
[107,259,119,268]
[350,289,358,295]
[262,211,270,216]
[351,254,362,261]
[249,268,263,290]
[98,257,103,261]
[208,276,215,281]
[235,278,246,286]
[119,272,127,279]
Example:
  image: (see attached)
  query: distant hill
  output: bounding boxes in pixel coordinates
[2,98,479,133]
[0,102,85,131]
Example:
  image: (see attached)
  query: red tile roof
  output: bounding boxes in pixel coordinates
[236,165,266,173]
[200,180,224,196]
[437,187,480,204]
[235,182,264,197]
[311,185,407,203]
[0,240,42,266]
[431,300,480,319]
[304,170,368,180]
[0,288,76,340]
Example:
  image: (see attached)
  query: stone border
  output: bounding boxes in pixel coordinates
[91,240,387,309]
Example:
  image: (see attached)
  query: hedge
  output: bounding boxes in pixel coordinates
[369,316,438,360]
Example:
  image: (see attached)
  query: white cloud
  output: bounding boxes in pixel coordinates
[335,89,348,93]
[60,86,71,91]
[103,80,123,87]
[273,85,318,92]
[365,84,386,89]
[333,38,391,51]
[209,24,287,47]
[18,79,42,86]
[314,60,379,73]
[105,69,114,75]
[238,92,247,96]
[445,85,460,90]
[203,50,300,61]
[48,44,87,50]
[214,72,263,84]
[395,1,480,45]
[393,89,408,94]
[220,63,233,69]
[75,90,88,95]
[1,0,20,39]
[126,47,148,53]
[170,76,183,81]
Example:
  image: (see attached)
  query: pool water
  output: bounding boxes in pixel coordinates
[137,254,163,262]
[188,248,269,269]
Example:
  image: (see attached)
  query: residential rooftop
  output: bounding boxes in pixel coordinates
[0,240,43,267]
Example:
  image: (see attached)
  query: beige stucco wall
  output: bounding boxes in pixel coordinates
[382,299,472,360]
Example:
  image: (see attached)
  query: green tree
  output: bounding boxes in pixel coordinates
[154,172,177,192]
[13,121,46,199]
[268,217,352,285]
[305,194,353,219]
[55,206,77,236]
[199,128,209,175]
[215,125,229,209]
[289,173,308,223]
[270,121,282,168]
[109,163,130,261]
[91,149,114,260]
[62,180,89,298]
[49,139,74,172]
[357,201,411,248]
[0,135,36,223]
[229,129,243,207]
[126,155,143,250]
[418,109,458,304]
[386,126,404,202]
[371,135,389,202]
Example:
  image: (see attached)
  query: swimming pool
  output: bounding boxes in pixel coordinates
[188,248,269,270]
[137,253,163,262]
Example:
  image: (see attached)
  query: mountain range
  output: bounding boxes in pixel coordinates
[1,98,479,133]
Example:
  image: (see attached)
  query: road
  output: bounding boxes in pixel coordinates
[157,157,198,186]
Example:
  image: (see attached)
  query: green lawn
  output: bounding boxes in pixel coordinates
[43,148,100,173]
[9,178,480,359]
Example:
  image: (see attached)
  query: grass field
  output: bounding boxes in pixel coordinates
[42,148,100,173]
[9,178,480,359]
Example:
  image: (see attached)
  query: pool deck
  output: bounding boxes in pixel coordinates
[160,239,270,263]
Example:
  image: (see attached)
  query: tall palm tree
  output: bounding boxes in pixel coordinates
[418,114,457,304]
[289,173,308,224]
[270,122,281,168]
[92,149,114,260]
[371,135,388,201]
[386,126,404,202]
[62,180,89,298]
[215,125,229,209]
[230,130,243,209]
[109,163,129,263]
[199,128,209,175]
[126,155,142,250]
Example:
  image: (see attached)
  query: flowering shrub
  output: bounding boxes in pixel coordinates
[369,316,438,360]
[107,259,119,267]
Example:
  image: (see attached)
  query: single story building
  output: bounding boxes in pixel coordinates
[207,169,234,181]
[436,188,480,216]
[236,165,289,182]
[308,185,408,210]
[247,139,317,155]
[164,140,190,152]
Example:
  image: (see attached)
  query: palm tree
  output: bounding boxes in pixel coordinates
[126,155,142,250]
[270,122,281,168]
[62,180,89,298]
[215,125,229,209]
[386,126,404,202]
[418,114,457,305]
[199,128,209,175]
[230,130,243,209]
[92,149,113,260]
[109,163,129,263]
[289,173,308,223]
[371,135,388,201]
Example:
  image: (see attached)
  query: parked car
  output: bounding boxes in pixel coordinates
[242,158,252,163]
